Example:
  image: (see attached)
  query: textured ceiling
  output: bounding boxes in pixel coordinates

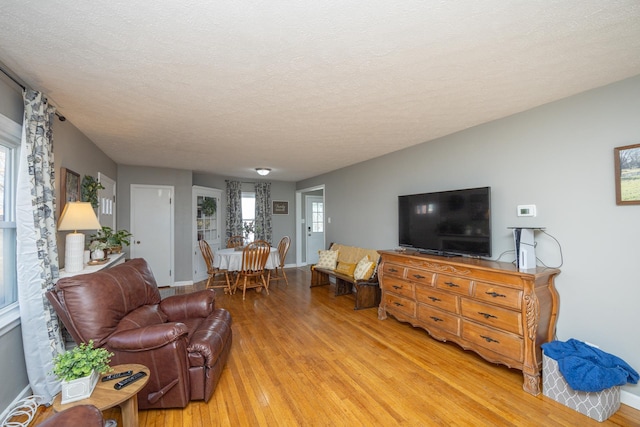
[1,1,640,181]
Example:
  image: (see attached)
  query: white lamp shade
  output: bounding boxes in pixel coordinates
[58,202,101,231]
[256,168,271,176]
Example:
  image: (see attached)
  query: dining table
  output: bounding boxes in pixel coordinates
[213,246,280,272]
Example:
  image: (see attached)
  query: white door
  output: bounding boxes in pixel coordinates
[193,186,222,282]
[130,185,174,286]
[305,195,325,264]
[97,173,116,228]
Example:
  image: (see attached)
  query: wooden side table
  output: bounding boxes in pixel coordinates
[53,364,149,427]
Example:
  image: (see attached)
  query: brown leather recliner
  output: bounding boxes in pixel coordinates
[47,258,232,409]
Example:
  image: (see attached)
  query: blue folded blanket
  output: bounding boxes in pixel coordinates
[542,339,639,392]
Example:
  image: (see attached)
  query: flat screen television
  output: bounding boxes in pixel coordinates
[398,186,491,257]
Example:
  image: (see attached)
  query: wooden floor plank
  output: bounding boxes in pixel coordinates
[26,267,640,426]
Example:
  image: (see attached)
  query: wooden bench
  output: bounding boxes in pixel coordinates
[310,243,381,310]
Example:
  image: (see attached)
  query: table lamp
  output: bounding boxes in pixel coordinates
[58,202,102,273]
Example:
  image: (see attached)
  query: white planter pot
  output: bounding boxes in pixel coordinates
[91,249,105,260]
[60,370,99,404]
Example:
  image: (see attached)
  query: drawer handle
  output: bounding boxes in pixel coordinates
[428,296,441,302]
[478,312,497,319]
[412,274,426,279]
[430,316,443,322]
[392,285,403,290]
[485,291,506,298]
[389,268,398,273]
[393,302,404,307]
[480,335,499,344]
[444,281,459,288]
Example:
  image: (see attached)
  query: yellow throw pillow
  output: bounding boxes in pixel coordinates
[335,262,356,277]
[316,249,339,270]
[354,256,375,280]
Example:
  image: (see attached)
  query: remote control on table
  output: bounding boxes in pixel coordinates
[114,371,147,390]
[102,370,133,382]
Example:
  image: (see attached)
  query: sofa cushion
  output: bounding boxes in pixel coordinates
[335,262,356,277]
[330,244,379,267]
[316,249,339,270]
[116,305,168,333]
[354,257,375,280]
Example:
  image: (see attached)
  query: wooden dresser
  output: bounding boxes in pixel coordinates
[377,250,560,395]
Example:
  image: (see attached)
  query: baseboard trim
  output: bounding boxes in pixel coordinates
[621,389,640,410]
[172,280,194,287]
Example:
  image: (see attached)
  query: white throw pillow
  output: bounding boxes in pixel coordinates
[316,250,339,270]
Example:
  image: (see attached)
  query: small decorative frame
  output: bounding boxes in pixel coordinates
[614,143,640,205]
[60,167,81,213]
[273,200,289,215]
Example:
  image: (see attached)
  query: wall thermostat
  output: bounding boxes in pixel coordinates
[517,205,536,217]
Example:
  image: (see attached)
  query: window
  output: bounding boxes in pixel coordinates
[311,201,324,232]
[0,115,20,316]
[241,192,255,242]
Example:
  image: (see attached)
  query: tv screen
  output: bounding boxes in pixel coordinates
[398,186,491,257]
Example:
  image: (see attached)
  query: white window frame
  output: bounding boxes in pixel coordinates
[0,114,21,335]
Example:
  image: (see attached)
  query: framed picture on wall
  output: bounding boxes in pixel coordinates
[60,167,80,213]
[273,200,289,215]
[614,143,640,205]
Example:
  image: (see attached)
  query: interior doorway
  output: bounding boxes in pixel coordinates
[130,184,174,286]
[295,185,325,266]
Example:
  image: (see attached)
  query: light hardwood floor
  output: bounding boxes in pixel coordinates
[30,267,640,426]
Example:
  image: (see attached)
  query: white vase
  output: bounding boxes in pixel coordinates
[60,370,99,404]
[91,249,105,260]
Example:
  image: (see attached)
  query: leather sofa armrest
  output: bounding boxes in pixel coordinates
[159,290,216,321]
[108,322,188,351]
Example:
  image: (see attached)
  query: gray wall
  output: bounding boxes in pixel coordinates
[298,75,640,398]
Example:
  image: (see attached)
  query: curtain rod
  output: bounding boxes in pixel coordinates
[0,65,66,121]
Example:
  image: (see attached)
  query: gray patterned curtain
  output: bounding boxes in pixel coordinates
[225,180,243,241]
[16,89,64,404]
[254,182,272,243]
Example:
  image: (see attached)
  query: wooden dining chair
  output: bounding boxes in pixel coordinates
[234,240,271,300]
[226,235,244,248]
[199,240,232,294]
[269,236,291,287]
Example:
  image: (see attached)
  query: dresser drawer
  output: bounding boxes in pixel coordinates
[417,305,460,335]
[461,321,523,363]
[382,277,415,298]
[435,274,471,296]
[383,293,416,318]
[460,299,522,335]
[382,263,406,279]
[405,268,434,286]
[415,286,459,313]
[473,281,522,310]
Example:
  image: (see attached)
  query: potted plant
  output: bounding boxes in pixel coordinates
[81,175,105,209]
[51,340,113,404]
[89,240,107,260]
[90,226,133,254]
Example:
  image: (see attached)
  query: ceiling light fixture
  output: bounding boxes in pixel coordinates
[256,168,271,176]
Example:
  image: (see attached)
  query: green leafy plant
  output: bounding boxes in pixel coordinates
[81,175,105,208]
[89,240,107,251]
[90,226,133,249]
[51,340,113,382]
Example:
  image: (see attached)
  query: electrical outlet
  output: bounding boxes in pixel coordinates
[517,205,536,217]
